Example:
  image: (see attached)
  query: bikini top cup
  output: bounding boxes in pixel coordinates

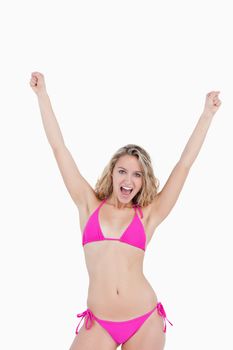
[82,197,146,251]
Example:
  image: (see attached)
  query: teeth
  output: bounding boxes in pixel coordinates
[122,186,132,190]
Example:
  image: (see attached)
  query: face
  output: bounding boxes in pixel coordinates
[111,155,143,204]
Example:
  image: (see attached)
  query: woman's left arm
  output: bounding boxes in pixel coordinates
[179,91,221,167]
[151,91,222,225]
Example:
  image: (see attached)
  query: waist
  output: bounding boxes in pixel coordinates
[86,277,158,319]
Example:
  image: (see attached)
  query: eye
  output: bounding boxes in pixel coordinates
[135,173,141,177]
[119,170,125,174]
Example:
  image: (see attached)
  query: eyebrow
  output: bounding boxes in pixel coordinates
[117,166,143,174]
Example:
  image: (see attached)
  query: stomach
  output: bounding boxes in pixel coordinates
[84,242,158,320]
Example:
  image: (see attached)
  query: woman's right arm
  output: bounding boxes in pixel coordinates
[30,72,96,210]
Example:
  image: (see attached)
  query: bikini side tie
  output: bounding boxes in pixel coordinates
[156,302,173,333]
[75,309,94,334]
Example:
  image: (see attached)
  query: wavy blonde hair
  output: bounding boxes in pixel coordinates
[94,144,160,207]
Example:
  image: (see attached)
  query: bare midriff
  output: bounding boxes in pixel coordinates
[83,240,158,321]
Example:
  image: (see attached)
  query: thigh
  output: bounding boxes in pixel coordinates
[69,321,118,350]
[121,309,166,350]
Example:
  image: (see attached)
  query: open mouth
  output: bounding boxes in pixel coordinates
[120,186,133,195]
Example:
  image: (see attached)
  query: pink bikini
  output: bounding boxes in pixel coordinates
[82,197,146,250]
[75,197,173,345]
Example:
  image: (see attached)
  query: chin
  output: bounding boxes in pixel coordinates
[118,191,137,202]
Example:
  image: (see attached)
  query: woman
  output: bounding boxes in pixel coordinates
[30,72,221,350]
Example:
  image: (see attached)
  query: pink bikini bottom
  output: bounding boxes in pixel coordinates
[75,301,173,345]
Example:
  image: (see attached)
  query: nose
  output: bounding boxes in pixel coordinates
[124,174,133,186]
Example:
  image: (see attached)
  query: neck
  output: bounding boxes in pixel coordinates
[106,194,133,209]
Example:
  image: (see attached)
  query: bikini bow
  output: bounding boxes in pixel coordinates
[157,302,173,333]
[75,309,94,334]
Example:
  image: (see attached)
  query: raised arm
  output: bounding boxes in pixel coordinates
[151,91,222,227]
[29,72,96,209]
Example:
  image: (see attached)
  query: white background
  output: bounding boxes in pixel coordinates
[0,0,232,349]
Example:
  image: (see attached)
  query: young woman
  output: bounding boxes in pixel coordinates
[30,72,221,350]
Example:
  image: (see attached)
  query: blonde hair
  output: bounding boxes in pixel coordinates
[95,144,160,207]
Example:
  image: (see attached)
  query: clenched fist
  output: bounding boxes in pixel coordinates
[203,91,221,116]
[29,72,47,96]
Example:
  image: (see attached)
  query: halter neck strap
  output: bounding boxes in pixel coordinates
[132,203,143,219]
[98,197,108,209]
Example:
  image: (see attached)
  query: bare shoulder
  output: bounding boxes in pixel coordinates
[76,191,101,232]
[75,189,100,216]
[142,195,161,234]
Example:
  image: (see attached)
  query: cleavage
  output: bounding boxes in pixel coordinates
[98,206,135,238]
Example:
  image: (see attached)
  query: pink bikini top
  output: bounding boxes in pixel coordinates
[82,197,146,251]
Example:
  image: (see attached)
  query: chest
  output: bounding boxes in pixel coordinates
[79,201,157,245]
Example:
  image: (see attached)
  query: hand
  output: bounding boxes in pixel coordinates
[29,72,47,96]
[203,91,221,116]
